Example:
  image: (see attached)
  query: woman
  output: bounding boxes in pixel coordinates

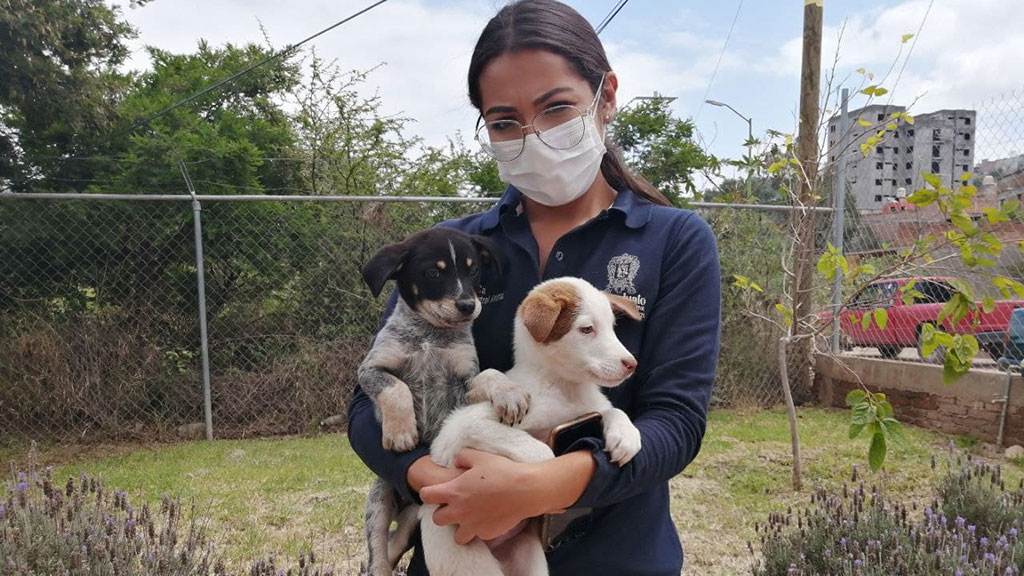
[348,1,720,574]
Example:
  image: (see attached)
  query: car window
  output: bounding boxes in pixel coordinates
[916,281,954,304]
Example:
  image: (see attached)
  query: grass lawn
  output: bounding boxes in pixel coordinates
[5,406,1018,575]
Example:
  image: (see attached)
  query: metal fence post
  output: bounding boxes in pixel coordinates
[179,161,214,441]
[831,88,850,354]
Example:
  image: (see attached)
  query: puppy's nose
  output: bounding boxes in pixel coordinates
[455,299,478,315]
[621,357,637,373]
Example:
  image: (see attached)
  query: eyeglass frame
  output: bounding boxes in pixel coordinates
[473,73,608,162]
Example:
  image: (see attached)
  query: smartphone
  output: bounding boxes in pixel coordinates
[542,412,602,549]
[546,412,603,455]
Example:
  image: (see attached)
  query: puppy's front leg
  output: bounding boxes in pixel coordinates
[601,408,641,465]
[468,369,531,426]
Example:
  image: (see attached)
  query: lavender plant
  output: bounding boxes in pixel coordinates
[753,450,1024,575]
[0,463,335,575]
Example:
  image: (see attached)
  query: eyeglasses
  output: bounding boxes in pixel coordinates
[475,74,606,162]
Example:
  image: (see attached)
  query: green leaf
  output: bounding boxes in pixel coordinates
[901,33,915,43]
[862,312,872,330]
[951,213,977,236]
[882,417,906,446]
[869,431,887,472]
[904,114,915,125]
[982,296,996,314]
[860,85,878,96]
[922,172,943,189]
[858,116,872,127]
[851,402,874,426]
[874,87,889,97]
[907,188,937,206]
[850,422,866,439]
[877,400,894,419]
[845,389,867,406]
[874,308,889,330]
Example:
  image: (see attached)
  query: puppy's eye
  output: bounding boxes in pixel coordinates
[425,268,440,279]
[579,326,594,335]
[470,266,480,278]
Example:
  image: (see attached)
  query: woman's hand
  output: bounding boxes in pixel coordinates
[419,449,597,545]
[408,455,463,494]
[420,449,544,544]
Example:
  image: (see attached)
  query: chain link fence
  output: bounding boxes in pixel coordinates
[817,86,1024,370]
[0,191,815,443]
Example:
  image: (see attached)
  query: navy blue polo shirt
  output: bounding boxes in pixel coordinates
[348,186,721,576]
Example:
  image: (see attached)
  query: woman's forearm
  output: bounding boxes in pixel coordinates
[532,450,597,513]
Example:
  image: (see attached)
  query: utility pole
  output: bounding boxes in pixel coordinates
[791,0,823,395]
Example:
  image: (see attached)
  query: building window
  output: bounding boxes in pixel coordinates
[875,179,882,186]
[908,146,914,154]
[963,165,969,172]
[877,113,884,121]
[964,117,972,125]
[933,145,941,157]
[963,149,969,157]
[893,147,899,154]
[905,177,912,185]
[963,132,971,141]
[932,161,940,173]
[830,125,835,132]
[906,162,913,169]
[894,131,900,138]
[874,195,883,202]
[907,129,915,137]
[892,179,898,186]
[933,129,941,140]
[876,161,883,169]
[877,146,883,154]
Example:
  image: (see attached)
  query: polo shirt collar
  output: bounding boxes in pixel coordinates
[478,185,654,231]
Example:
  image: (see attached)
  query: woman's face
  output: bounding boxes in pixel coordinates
[477,49,617,135]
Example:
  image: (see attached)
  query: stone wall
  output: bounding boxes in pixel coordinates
[815,354,1024,446]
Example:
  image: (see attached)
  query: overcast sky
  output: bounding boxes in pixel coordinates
[115,0,1024,176]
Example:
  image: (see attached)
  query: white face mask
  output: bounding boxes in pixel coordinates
[494,79,608,207]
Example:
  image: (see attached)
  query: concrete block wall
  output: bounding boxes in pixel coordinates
[815,354,1024,446]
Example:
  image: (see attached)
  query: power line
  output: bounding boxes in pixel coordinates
[886,0,934,107]
[694,0,745,120]
[595,0,630,35]
[112,0,391,139]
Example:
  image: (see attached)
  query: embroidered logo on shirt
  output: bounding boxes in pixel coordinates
[607,253,646,320]
[607,253,639,295]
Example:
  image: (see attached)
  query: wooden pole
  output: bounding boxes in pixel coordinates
[791,0,824,396]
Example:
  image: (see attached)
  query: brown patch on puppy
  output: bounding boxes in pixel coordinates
[605,293,642,322]
[519,282,580,343]
[412,284,419,296]
[466,258,473,267]
[436,260,446,270]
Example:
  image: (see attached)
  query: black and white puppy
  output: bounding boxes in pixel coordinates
[359,227,503,576]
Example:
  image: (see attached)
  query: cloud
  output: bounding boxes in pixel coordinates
[759,0,1024,110]
[119,0,492,148]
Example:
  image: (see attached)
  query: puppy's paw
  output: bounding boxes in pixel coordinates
[468,369,530,426]
[604,422,641,466]
[381,414,419,452]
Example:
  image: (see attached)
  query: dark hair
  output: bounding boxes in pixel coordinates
[467,0,671,207]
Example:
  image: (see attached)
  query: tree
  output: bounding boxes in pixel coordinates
[610,98,709,205]
[0,0,141,191]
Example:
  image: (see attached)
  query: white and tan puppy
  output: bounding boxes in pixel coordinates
[416,277,643,576]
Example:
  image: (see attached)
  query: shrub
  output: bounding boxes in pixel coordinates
[0,461,335,575]
[752,453,1024,575]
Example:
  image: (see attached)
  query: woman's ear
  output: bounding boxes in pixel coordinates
[601,70,619,123]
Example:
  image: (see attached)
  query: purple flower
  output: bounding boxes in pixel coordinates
[0,505,5,517]
[986,552,997,563]
[957,516,966,527]
[956,571,964,576]
[16,482,27,493]
[1012,527,1019,538]
[824,549,831,558]
[981,537,990,546]
[969,525,977,534]
[840,537,847,549]
[854,559,862,568]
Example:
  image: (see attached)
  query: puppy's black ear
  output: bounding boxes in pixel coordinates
[471,235,504,283]
[362,242,408,298]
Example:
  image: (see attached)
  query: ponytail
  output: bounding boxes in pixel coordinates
[601,143,672,207]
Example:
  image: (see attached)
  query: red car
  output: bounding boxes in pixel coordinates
[825,277,1024,361]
